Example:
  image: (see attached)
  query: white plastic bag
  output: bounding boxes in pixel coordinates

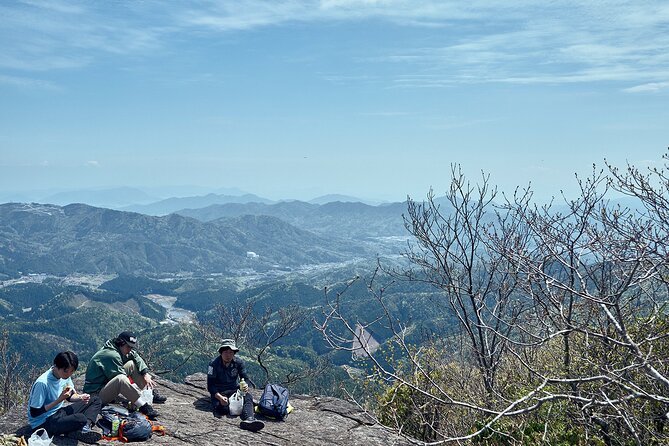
[28,428,52,446]
[228,390,244,416]
[141,388,154,405]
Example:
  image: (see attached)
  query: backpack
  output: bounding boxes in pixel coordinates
[97,406,165,442]
[258,383,289,420]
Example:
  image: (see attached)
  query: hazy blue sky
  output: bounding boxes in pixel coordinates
[1,0,667,202]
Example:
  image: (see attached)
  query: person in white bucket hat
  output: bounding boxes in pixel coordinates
[207,338,264,432]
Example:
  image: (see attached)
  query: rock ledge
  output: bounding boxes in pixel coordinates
[0,373,410,445]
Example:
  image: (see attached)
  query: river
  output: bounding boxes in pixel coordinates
[145,294,197,324]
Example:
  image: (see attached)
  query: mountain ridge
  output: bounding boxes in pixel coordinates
[121,193,275,216]
[176,200,410,239]
[0,203,367,277]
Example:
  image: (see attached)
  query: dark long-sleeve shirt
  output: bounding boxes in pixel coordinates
[206,356,253,397]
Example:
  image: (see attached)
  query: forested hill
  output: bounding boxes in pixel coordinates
[176,200,412,238]
[0,203,369,277]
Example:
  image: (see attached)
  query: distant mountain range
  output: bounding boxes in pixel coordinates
[42,187,160,208]
[308,194,384,206]
[0,203,370,277]
[176,200,412,239]
[123,193,385,217]
[0,187,383,213]
[0,187,258,210]
[0,189,462,278]
[121,193,275,215]
[0,187,161,208]
[0,187,414,240]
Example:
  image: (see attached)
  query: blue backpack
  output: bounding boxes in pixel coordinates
[258,383,289,420]
[97,406,155,442]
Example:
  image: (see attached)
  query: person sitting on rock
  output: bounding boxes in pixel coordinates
[83,331,165,420]
[27,351,102,444]
[207,338,264,432]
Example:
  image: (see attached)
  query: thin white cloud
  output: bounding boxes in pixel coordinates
[0,74,60,91]
[19,0,85,15]
[321,74,379,84]
[623,81,669,93]
[0,1,167,72]
[423,116,500,130]
[19,0,83,14]
[358,111,411,117]
[0,0,666,90]
[321,0,389,7]
[381,22,669,87]
[182,0,474,31]
[181,1,312,31]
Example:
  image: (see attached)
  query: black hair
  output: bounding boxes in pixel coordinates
[53,351,79,371]
[113,337,126,348]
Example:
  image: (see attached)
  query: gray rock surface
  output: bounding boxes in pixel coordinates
[0,373,410,445]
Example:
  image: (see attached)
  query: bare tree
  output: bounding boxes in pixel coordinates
[0,329,35,416]
[497,167,669,444]
[315,157,669,445]
[198,298,308,386]
[400,166,529,396]
[137,327,201,378]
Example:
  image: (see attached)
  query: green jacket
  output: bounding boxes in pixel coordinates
[83,339,149,393]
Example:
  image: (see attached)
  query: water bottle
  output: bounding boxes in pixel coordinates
[240,378,247,394]
[111,415,120,437]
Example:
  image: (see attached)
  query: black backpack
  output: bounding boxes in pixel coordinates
[258,383,289,420]
[97,406,154,442]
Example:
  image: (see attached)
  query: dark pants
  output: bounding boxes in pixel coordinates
[39,396,102,436]
[212,392,254,420]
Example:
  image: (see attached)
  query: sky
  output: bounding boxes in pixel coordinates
[0,0,667,203]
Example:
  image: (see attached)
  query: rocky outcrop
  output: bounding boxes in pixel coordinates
[0,374,410,445]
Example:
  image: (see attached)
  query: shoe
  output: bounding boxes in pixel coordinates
[67,430,102,444]
[152,389,167,404]
[239,418,264,432]
[139,403,159,420]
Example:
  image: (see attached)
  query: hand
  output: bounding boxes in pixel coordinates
[60,386,74,401]
[143,373,155,389]
[75,393,90,403]
[239,381,248,393]
[216,393,229,406]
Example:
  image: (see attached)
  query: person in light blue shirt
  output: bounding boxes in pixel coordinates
[27,351,102,443]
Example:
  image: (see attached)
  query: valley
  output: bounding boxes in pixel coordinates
[0,197,433,400]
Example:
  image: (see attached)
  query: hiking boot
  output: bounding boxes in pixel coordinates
[139,403,159,420]
[239,417,264,432]
[152,389,167,404]
[67,430,102,444]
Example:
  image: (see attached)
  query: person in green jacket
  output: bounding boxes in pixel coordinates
[83,331,165,420]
